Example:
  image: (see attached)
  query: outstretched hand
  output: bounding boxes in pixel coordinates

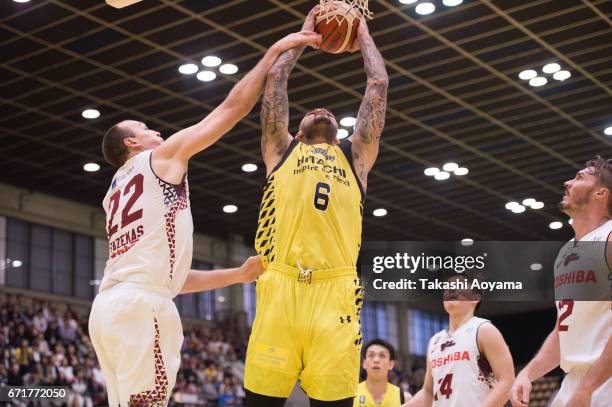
[346,14,370,53]
[236,256,265,284]
[274,30,322,54]
[302,5,320,32]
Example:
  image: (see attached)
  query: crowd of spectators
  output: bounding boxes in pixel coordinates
[0,294,248,406]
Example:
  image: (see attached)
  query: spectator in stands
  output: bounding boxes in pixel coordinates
[32,309,48,333]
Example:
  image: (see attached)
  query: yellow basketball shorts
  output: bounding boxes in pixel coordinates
[244,263,364,401]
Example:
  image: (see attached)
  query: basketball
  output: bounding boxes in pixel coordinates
[315,1,360,53]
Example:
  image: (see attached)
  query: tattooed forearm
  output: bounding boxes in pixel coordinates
[351,34,387,187]
[261,46,305,157]
[355,35,388,146]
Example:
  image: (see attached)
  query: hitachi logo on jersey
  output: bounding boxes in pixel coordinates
[431,351,470,368]
[554,269,597,288]
[295,156,347,178]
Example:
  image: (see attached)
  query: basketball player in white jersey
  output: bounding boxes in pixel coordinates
[88,31,322,407]
[510,156,612,407]
[406,276,515,407]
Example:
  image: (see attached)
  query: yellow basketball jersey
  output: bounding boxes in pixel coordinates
[255,139,364,271]
[354,381,403,407]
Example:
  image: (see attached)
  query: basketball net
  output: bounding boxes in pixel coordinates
[318,0,373,24]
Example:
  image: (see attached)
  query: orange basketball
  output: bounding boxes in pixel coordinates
[315,1,360,54]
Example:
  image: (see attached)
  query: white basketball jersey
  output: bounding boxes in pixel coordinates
[428,317,495,407]
[100,150,193,296]
[553,220,612,373]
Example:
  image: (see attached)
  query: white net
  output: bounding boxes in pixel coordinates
[318,0,373,24]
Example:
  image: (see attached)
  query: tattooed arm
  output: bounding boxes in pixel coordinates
[261,7,320,175]
[349,21,388,191]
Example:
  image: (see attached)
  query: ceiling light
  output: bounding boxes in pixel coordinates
[223,204,238,213]
[442,0,463,6]
[604,126,612,136]
[197,71,216,82]
[337,129,349,139]
[424,167,439,177]
[216,295,226,303]
[373,208,387,217]
[529,77,547,87]
[553,70,571,81]
[568,218,573,225]
[530,263,543,271]
[522,198,536,207]
[398,0,418,4]
[241,163,257,173]
[11,260,22,267]
[454,167,469,176]
[442,162,458,172]
[83,163,100,172]
[201,56,222,67]
[511,205,526,214]
[518,70,537,80]
[178,63,198,75]
[13,0,30,3]
[505,201,520,210]
[542,63,561,74]
[549,221,563,230]
[415,2,435,15]
[82,109,100,119]
[219,64,238,75]
[531,201,544,210]
[340,117,356,127]
[461,238,474,246]
[434,171,450,181]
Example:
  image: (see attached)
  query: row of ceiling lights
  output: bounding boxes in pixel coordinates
[399,0,464,15]
[519,63,571,87]
[178,55,239,82]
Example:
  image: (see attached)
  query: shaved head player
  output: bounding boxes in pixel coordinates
[88,31,321,407]
[244,7,388,407]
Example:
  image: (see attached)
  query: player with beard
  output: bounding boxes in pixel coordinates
[243,6,388,407]
[406,276,514,407]
[510,156,612,407]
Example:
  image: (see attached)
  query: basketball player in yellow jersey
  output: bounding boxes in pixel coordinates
[244,6,388,407]
[354,339,412,407]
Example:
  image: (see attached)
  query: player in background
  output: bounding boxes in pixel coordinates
[354,338,411,407]
[244,6,388,407]
[89,31,322,407]
[406,276,514,407]
[510,156,612,407]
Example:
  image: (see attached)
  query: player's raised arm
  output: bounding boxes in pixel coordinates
[260,7,319,174]
[152,31,321,184]
[349,19,388,191]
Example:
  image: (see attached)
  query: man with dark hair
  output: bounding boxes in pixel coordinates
[88,30,321,407]
[354,338,411,406]
[511,156,612,407]
[406,275,514,407]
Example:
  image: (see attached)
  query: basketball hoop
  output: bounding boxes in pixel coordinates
[319,0,373,25]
